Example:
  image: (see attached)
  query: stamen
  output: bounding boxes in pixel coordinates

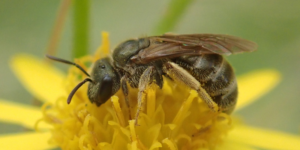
[111,96,125,127]
[172,90,197,125]
[79,134,89,150]
[163,138,177,150]
[131,141,138,150]
[129,120,137,141]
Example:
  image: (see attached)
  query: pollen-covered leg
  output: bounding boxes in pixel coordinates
[163,62,219,112]
[121,76,132,120]
[135,66,154,125]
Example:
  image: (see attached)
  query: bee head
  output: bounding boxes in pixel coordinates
[87,57,120,106]
[46,55,120,106]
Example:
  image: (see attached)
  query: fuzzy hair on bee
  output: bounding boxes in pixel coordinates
[47,33,257,125]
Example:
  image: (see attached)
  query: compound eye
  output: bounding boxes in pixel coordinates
[92,75,113,106]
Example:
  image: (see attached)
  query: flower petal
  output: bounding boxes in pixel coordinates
[0,131,55,150]
[226,124,300,150]
[0,99,50,130]
[10,54,66,103]
[236,69,281,110]
[216,141,257,150]
[93,31,110,61]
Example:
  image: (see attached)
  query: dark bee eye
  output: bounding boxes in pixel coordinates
[99,65,105,69]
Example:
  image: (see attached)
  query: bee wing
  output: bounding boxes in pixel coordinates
[130,34,257,64]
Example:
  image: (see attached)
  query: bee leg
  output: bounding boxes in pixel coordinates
[135,66,154,126]
[163,62,219,112]
[153,62,164,88]
[121,76,132,120]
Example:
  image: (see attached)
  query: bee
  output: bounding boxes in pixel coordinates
[47,33,257,121]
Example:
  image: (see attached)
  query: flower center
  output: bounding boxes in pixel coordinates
[38,57,232,150]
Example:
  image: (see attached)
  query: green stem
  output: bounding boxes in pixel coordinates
[153,0,194,34]
[45,0,71,61]
[72,0,90,58]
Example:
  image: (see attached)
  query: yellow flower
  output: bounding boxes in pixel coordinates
[1,32,300,150]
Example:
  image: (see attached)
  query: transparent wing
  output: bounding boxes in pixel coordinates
[130,34,257,64]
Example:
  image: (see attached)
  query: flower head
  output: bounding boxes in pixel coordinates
[39,32,232,150]
[1,32,300,150]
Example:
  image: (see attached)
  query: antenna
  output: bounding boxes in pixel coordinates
[46,55,90,77]
[46,55,94,104]
[67,78,93,104]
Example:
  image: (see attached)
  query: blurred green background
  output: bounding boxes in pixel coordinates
[1,0,299,137]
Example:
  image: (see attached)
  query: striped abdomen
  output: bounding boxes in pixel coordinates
[174,54,238,114]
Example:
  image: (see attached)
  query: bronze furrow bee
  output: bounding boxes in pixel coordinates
[47,33,257,122]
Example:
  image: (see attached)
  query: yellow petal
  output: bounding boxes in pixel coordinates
[94,31,110,61]
[226,124,300,149]
[0,131,55,150]
[216,141,257,150]
[236,69,281,110]
[10,54,66,103]
[0,99,50,130]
